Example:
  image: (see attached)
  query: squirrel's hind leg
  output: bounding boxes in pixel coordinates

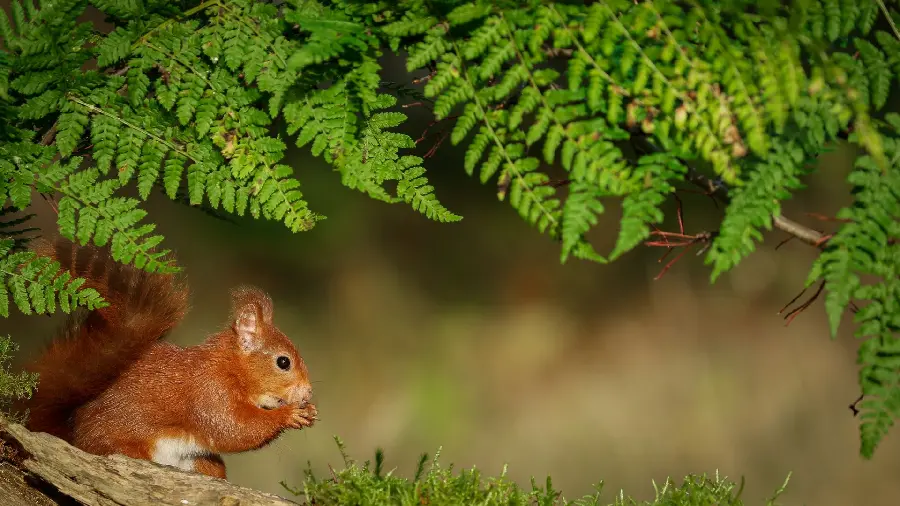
[194,453,227,480]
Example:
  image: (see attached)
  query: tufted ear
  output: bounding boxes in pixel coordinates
[229,286,274,352]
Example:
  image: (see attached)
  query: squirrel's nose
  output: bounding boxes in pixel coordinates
[293,384,313,407]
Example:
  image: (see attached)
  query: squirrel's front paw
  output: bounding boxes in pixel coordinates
[285,402,317,429]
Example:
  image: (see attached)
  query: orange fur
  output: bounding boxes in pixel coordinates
[20,238,317,480]
[194,454,227,479]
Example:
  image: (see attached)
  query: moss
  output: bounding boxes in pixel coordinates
[286,437,792,506]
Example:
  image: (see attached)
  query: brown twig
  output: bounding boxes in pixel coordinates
[778,279,826,326]
[645,196,716,281]
[674,194,685,234]
[423,129,450,159]
[40,124,58,146]
[541,178,571,188]
[645,229,715,280]
[774,235,795,250]
[849,393,864,416]
[39,194,59,215]
[682,168,848,326]
[414,115,459,159]
[415,115,458,145]
[411,67,437,85]
[642,194,717,279]
[328,463,341,483]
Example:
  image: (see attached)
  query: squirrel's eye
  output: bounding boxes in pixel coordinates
[276,356,291,370]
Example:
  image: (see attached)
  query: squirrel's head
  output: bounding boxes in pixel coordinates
[228,286,313,411]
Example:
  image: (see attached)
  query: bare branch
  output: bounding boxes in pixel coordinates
[682,167,830,248]
[772,215,829,248]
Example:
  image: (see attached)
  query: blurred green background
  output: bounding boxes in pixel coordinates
[3,9,900,502]
[6,122,900,505]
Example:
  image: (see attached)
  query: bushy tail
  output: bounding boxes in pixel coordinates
[20,238,189,441]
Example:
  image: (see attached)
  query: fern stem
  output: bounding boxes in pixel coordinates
[257,162,316,232]
[142,41,217,91]
[596,2,671,91]
[688,4,763,103]
[220,3,288,68]
[812,51,889,172]
[877,0,900,42]
[450,44,559,228]
[655,1,756,149]
[598,0,732,178]
[20,166,178,272]
[547,5,625,97]
[67,96,199,165]
[0,257,84,311]
[498,12,634,193]
[131,0,222,51]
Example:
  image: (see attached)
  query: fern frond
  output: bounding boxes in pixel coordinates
[92,0,147,19]
[25,156,178,273]
[96,23,141,68]
[0,239,106,317]
[56,101,90,157]
[706,140,809,280]
[249,163,322,233]
[396,163,463,223]
[806,117,900,457]
[561,182,606,264]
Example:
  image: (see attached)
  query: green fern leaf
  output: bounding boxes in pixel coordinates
[90,114,119,174]
[97,24,139,68]
[137,142,167,200]
[858,2,879,34]
[9,69,57,95]
[92,0,145,19]
[858,334,900,458]
[18,89,64,119]
[707,141,808,280]
[116,128,144,183]
[611,153,686,260]
[251,164,321,232]
[163,153,187,199]
[56,103,90,157]
[126,65,151,107]
[396,163,463,223]
[176,74,207,126]
[561,182,606,263]
[0,239,106,318]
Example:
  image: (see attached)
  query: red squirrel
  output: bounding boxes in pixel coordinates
[19,238,317,480]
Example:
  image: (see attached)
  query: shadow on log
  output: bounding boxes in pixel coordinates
[0,415,299,505]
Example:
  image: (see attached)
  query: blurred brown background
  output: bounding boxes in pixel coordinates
[3,4,900,504]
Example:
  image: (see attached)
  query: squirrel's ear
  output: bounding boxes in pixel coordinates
[229,286,274,352]
[234,306,262,352]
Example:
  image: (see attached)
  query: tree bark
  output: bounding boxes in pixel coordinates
[0,415,299,506]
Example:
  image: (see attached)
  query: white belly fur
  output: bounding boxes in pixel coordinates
[151,436,208,472]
